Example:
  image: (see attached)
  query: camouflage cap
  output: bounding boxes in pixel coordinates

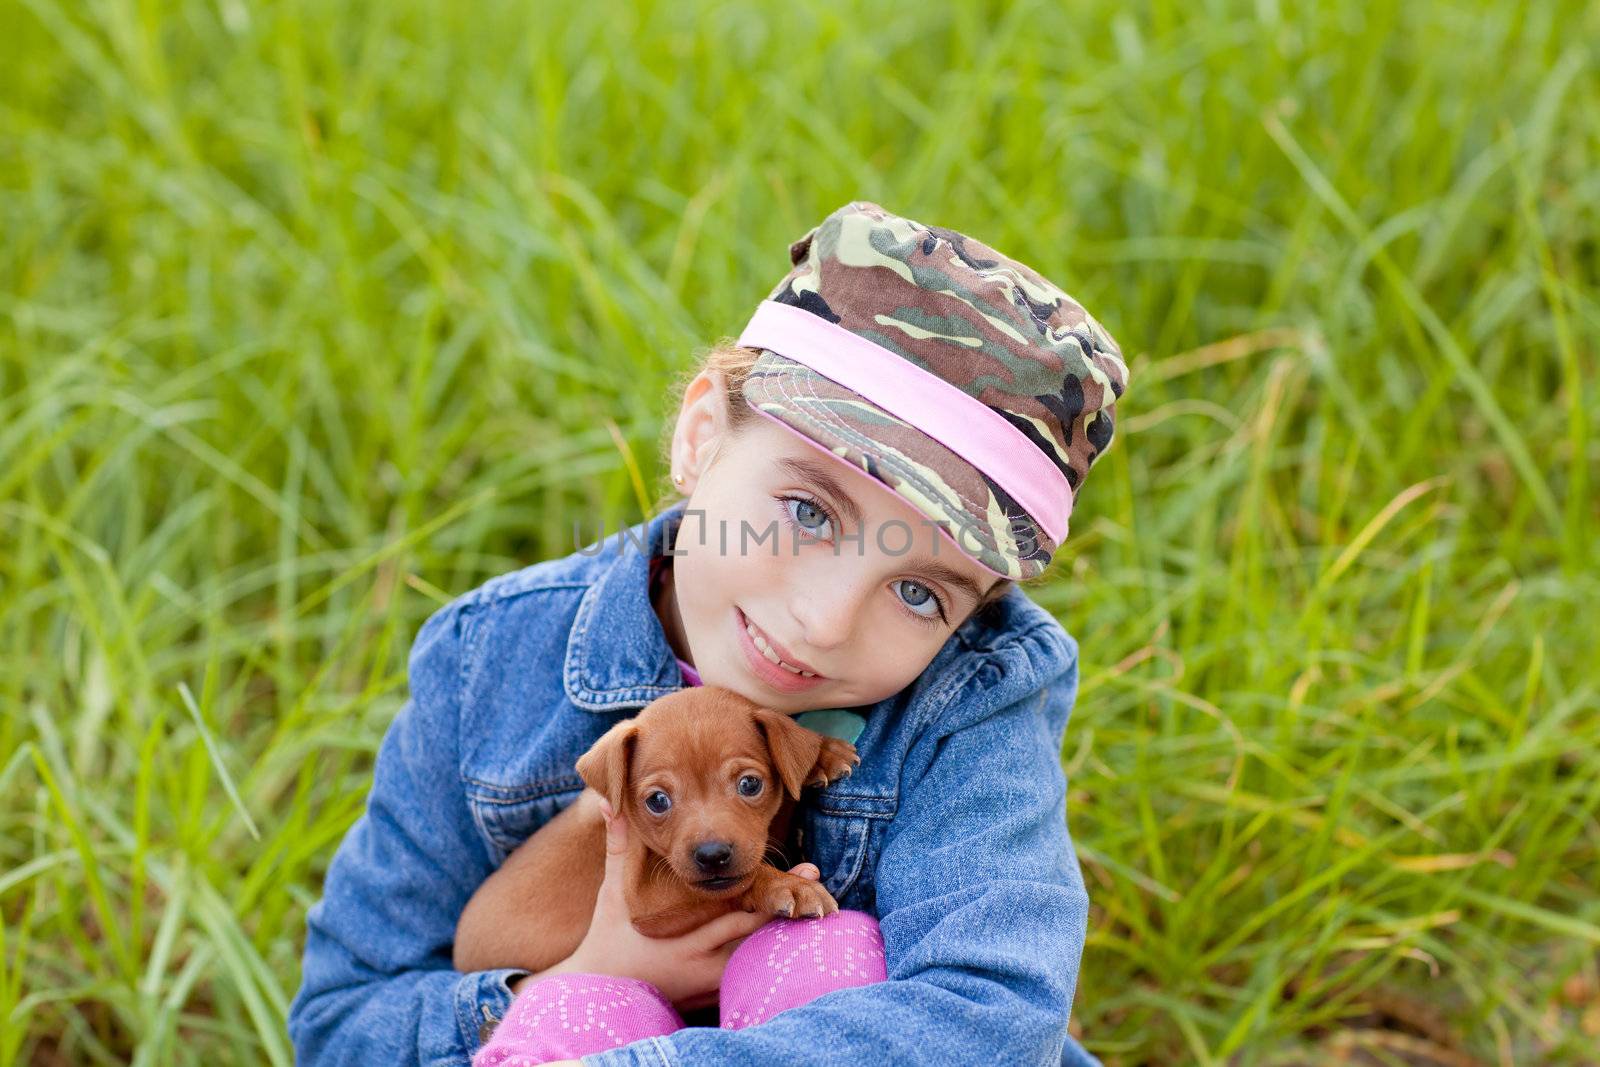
[735,200,1129,581]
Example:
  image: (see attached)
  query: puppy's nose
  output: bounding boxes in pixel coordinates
[692,841,734,873]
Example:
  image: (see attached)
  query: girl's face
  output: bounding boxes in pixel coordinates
[659,369,1000,714]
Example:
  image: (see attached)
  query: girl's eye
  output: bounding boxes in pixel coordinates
[644,791,671,815]
[737,775,763,798]
[893,579,946,624]
[779,495,834,541]
[776,494,949,626]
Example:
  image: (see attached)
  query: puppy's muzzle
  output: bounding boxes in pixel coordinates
[693,840,734,874]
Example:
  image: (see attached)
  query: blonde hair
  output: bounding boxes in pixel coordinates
[655,339,1018,617]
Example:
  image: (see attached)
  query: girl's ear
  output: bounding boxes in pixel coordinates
[751,708,824,800]
[576,720,640,816]
[672,368,731,493]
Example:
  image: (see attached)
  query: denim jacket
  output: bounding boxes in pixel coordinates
[288,500,1102,1067]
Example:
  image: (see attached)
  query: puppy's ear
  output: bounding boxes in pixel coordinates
[751,708,824,800]
[576,719,639,815]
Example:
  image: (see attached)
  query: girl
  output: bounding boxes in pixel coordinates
[288,201,1127,1067]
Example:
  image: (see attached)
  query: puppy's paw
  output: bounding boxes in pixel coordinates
[741,870,840,921]
[804,737,860,789]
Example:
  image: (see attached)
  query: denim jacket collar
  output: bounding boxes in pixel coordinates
[563,501,689,712]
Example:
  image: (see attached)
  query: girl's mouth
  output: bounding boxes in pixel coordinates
[734,608,827,694]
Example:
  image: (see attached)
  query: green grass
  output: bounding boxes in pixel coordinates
[2,0,1596,1063]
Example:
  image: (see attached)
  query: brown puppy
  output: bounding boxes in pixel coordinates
[452,686,860,975]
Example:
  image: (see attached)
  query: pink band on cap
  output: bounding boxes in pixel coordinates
[736,299,1072,546]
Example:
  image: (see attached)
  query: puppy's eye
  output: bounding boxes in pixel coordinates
[644,791,672,815]
[737,775,763,798]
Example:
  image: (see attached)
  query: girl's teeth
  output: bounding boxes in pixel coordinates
[745,621,817,677]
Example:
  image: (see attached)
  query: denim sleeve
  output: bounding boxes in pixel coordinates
[584,628,1091,1067]
[288,597,530,1066]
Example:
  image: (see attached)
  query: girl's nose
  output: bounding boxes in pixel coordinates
[787,572,871,651]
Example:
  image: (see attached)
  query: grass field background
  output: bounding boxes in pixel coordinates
[3,1,1597,1063]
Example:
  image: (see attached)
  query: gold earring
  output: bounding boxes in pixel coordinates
[673,473,685,486]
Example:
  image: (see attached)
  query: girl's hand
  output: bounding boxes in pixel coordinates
[545,796,820,1015]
